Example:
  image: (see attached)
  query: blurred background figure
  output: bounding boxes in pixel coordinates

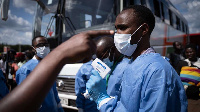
[169,41,185,69]
[6,49,16,91]
[0,68,9,100]
[0,54,7,80]
[176,43,200,112]
[25,50,34,62]
[16,52,26,68]
[176,43,200,74]
[10,54,19,90]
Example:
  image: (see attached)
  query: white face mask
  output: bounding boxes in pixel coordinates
[114,25,143,56]
[34,46,50,59]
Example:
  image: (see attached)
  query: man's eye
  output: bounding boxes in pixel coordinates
[119,27,127,31]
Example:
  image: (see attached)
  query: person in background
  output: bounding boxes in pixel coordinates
[10,55,19,90]
[6,49,16,91]
[176,43,200,74]
[86,5,187,112]
[0,54,7,80]
[25,50,34,62]
[16,52,26,68]
[75,37,125,112]
[0,68,9,100]
[169,41,185,69]
[16,36,64,112]
[176,43,200,112]
[0,30,114,112]
[0,55,2,67]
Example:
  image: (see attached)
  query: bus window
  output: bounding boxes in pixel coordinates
[169,9,173,26]
[186,25,189,33]
[141,0,146,6]
[64,0,115,30]
[153,0,161,18]
[123,0,132,7]
[134,0,141,5]
[163,3,170,24]
[41,13,56,38]
[172,13,177,29]
[160,2,165,21]
[169,10,177,29]
[176,16,181,30]
[146,0,154,14]
[182,21,185,32]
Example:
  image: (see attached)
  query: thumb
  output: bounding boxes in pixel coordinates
[91,70,100,76]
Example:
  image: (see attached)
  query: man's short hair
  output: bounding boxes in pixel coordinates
[185,43,197,52]
[32,35,45,46]
[123,5,155,34]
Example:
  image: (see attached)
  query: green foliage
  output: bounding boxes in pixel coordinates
[0,43,32,53]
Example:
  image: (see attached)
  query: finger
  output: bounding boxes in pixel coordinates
[91,70,100,76]
[85,30,114,39]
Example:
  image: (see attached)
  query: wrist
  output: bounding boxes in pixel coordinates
[98,96,115,110]
[96,93,110,105]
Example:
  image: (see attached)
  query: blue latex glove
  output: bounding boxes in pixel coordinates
[86,70,110,105]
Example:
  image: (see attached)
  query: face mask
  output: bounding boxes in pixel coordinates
[102,57,114,68]
[34,46,50,59]
[114,25,143,56]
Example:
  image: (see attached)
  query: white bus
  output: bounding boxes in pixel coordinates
[32,0,189,110]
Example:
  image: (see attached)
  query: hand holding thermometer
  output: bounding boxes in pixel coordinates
[83,58,111,99]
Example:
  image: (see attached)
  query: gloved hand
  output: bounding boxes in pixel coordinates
[86,70,110,105]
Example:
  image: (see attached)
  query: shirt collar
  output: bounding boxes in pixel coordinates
[141,47,156,55]
[32,55,37,60]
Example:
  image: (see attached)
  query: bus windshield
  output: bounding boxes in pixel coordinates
[64,0,115,30]
[33,0,115,43]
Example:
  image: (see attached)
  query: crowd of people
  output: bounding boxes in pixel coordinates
[0,49,34,91]
[169,42,200,112]
[0,4,199,112]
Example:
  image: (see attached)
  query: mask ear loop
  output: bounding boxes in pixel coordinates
[129,24,144,43]
[32,46,37,55]
[130,24,143,37]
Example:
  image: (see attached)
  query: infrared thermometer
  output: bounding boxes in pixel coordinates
[83,58,111,99]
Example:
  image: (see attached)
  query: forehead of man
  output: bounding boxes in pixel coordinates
[34,37,48,46]
[115,9,138,26]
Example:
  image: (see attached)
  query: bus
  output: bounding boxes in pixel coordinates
[32,0,189,110]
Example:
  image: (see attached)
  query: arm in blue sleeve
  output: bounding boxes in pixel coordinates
[75,67,87,109]
[0,69,9,100]
[75,62,94,109]
[52,83,64,112]
[16,68,30,85]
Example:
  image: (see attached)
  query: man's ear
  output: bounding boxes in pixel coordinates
[142,23,149,36]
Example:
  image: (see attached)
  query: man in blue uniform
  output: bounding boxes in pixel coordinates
[16,36,64,112]
[0,69,9,100]
[86,5,188,112]
[75,37,127,112]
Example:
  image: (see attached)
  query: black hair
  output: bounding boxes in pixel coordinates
[96,36,114,50]
[172,41,181,48]
[185,43,197,52]
[123,5,155,34]
[32,35,45,46]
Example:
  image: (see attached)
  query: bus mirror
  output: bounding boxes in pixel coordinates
[1,0,10,21]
